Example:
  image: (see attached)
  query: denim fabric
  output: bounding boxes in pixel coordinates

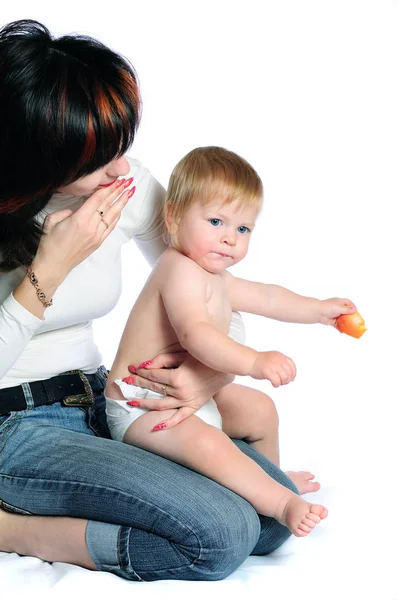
[0,367,297,581]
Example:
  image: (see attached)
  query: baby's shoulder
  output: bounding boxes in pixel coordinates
[156,248,202,274]
[153,249,208,294]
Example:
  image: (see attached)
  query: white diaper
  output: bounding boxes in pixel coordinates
[106,380,222,442]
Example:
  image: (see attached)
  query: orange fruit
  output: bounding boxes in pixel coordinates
[336,311,367,338]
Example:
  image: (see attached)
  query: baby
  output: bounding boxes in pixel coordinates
[105,146,356,536]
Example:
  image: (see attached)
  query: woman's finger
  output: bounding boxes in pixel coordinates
[152,406,196,431]
[134,368,175,384]
[127,395,182,411]
[101,186,135,227]
[129,352,187,372]
[75,178,125,218]
[92,183,135,242]
[131,372,178,397]
[98,192,134,242]
[99,180,135,217]
[98,212,121,241]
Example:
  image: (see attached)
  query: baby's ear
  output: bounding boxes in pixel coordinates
[165,202,179,234]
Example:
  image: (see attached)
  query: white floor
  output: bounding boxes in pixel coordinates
[2,481,397,599]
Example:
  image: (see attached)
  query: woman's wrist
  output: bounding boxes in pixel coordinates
[13,260,66,319]
[30,257,69,291]
[13,275,50,319]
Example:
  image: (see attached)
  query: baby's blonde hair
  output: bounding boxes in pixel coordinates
[164,146,263,233]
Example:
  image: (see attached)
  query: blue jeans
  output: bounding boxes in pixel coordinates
[0,367,298,581]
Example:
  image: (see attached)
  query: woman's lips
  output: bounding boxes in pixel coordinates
[98,180,117,188]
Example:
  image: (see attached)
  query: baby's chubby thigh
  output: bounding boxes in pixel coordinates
[105,380,222,448]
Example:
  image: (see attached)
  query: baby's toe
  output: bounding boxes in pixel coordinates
[302,517,316,528]
[297,523,312,534]
[310,505,328,520]
[306,512,321,525]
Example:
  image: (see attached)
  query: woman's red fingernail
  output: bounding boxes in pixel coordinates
[153,422,167,431]
[127,401,140,407]
[138,360,152,368]
[127,186,136,199]
[128,365,137,373]
[124,177,134,188]
[116,178,126,187]
[122,376,135,385]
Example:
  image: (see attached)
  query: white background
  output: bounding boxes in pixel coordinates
[2,1,398,597]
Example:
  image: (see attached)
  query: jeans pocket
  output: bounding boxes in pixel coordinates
[0,497,33,515]
[0,412,21,449]
[0,414,13,428]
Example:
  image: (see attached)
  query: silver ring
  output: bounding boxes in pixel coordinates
[161,384,167,394]
[100,217,109,229]
[96,210,104,217]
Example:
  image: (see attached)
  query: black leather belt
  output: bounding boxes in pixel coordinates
[0,370,96,416]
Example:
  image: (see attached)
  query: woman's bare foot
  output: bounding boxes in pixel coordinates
[279,496,328,537]
[285,471,321,495]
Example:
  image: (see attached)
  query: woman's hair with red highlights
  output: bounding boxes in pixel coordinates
[0,19,141,270]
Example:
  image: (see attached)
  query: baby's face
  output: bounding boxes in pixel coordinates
[174,198,260,274]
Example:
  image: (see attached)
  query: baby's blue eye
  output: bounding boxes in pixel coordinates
[209,218,222,226]
[237,226,250,234]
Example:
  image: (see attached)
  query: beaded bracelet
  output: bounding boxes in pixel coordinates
[26,266,53,308]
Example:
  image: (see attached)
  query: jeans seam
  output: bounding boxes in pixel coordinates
[116,523,211,580]
[0,473,203,546]
[117,526,144,581]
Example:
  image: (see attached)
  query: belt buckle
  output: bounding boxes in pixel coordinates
[62,370,95,408]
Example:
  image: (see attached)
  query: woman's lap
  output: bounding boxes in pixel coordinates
[0,373,296,580]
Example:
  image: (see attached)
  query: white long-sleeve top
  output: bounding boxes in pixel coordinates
[0,157,244,390]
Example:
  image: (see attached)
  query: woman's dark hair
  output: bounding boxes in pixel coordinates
[0,19,141,270]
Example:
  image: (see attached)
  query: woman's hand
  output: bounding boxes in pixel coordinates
[33,178,135,285]
[126,352,234,429]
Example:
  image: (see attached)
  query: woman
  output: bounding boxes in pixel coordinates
[0,19,297,581]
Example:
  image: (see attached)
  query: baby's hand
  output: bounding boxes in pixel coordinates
[319,298,357,326]
[249,351,297,387]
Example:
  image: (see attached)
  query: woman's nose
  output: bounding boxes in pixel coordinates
[106,156,130,177]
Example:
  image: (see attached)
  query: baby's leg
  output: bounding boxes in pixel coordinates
[215,383,321,495]
[123,410,327,537]
[214,383,280,464]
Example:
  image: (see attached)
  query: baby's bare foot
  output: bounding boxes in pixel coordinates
[285,471,321,495]
[280,497,328,537]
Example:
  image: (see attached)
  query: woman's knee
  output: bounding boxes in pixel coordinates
[104,496,260,582]
[195,499,260,580]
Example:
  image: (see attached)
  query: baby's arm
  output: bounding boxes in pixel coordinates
[222,272,357,325]
[160,251,294,385]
